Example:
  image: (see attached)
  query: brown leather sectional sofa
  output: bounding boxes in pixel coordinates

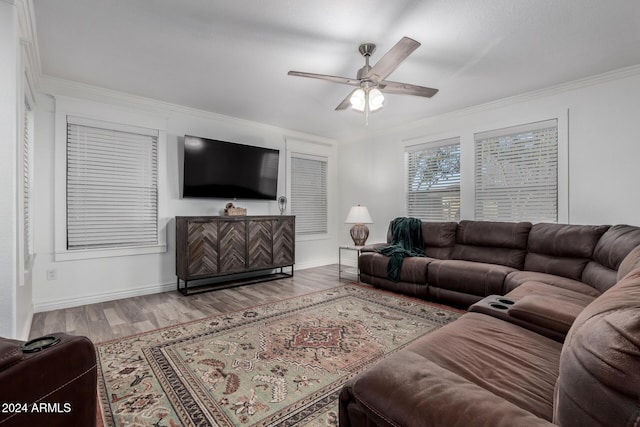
[340,220,640,426]
[359,220,640,307]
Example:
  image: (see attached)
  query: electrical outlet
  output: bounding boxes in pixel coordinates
[46,269,57,280]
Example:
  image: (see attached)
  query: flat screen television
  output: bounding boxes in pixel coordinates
[182,135,279,200]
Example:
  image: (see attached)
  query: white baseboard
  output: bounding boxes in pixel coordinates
[33,281,176,313]
[294,258,337,270]
[33,261,338,313]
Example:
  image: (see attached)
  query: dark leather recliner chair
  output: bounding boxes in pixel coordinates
[0,332,97,426]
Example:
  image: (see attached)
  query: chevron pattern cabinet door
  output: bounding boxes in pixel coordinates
[248,220,273,269]
[186,221,218,277]
[273,218,295,265]
[176,216,295,293]
[219,221,247,273]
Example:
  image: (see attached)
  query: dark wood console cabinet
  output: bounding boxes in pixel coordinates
[176,215,295,295]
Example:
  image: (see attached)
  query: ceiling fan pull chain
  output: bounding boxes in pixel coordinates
[365,89,370,127]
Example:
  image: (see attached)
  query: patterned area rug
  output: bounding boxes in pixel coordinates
[96,285,461,426]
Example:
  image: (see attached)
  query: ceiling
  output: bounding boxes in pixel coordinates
[33,0,640,141]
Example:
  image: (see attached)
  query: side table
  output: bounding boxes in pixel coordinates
[339,245,363,281]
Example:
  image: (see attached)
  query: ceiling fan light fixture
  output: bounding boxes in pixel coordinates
[369,88,384,111]
[350,88,366,111]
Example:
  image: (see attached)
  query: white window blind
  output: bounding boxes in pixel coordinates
[66,117,158,250]
[474,119,558,222]
[290,154,328,235]
[405,138,461,221]
[23,100,34,264]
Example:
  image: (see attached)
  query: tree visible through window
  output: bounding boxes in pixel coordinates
[406,138,460,221]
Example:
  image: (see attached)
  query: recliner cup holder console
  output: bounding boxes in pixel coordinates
[488,297,515,310]
[468,295,566,342]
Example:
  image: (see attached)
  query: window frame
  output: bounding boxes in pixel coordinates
[54,96,167,261]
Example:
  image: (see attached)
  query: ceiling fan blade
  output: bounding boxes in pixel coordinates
[379,80,439,98]
[335,89,357,110]
[365,37,420,82]
[288,71,360,86]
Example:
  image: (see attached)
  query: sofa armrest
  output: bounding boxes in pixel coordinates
[360,243,387,253]
[508,294,586,335]
[339,352,555,427]
[0,339,23,372]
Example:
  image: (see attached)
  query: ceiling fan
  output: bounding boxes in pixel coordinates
[288,37,438,123]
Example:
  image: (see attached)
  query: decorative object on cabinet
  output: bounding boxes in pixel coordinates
[224,202,247,216]
[278,196,287,215]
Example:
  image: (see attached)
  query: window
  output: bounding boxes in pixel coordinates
[405,138,461,221]
[474,119,558,222]
[66,116,159,250]
[290,153,328,235]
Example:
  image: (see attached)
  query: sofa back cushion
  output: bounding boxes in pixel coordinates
[581,225,640,293]
[421,221,458,259]
[554,267,640,426]
[524,223,609,282]
[451,220,532,269]
[618,245,640,281]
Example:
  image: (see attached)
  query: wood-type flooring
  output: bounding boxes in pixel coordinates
[29,265,352,343]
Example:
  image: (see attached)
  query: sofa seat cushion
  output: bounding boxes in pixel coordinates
[344,312,561,424]
[405,312,562,420]
[340,351,555,427]
[428,259,516,297]
[504,271,601,297]
[359,252,433,284]
[505,281,598,305]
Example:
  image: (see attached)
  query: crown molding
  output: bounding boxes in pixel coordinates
[40,75,337,146]
[14,0,41,94]
[343,63,640,145]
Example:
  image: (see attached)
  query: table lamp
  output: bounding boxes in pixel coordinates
[345,205,373,246]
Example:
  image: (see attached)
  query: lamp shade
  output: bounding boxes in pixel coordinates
[350,89,366,112]
[369,88,384,111]
[345,205,373,224]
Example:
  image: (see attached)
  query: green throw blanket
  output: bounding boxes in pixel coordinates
[376,217,424,282]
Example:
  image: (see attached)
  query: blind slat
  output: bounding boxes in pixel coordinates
[291,155,328,235]
[474,121,558,223]
[67,121,159,250]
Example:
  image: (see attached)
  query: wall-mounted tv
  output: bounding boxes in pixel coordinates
[182,135,279,200]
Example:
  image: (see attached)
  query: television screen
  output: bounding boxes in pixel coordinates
[183,135,279,200]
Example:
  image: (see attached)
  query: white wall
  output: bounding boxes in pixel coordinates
[0,1,19,338]
[32,80,339,312]
[0,0,36,339]
[338,67,640,244]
